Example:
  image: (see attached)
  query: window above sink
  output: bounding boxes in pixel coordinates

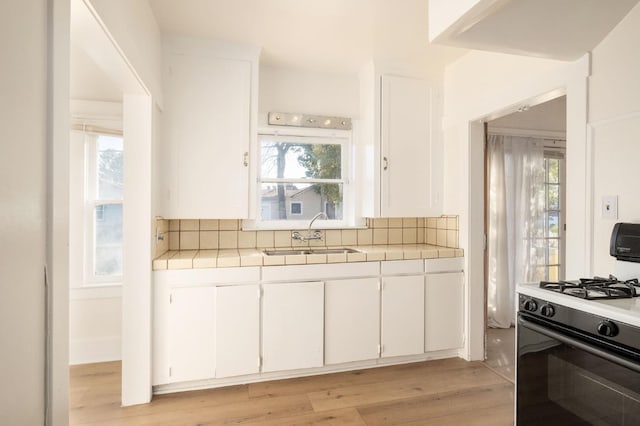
[247,126,362,230]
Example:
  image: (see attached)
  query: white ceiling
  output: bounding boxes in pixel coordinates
[147,0,466,74]
[71,0,467,101]
[435,0,640,60]
[71,0,637,102]
[489,96,567,133]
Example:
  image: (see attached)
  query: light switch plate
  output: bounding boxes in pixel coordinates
[602,195,618,219]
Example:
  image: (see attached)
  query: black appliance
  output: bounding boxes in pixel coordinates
[517,223,640,425]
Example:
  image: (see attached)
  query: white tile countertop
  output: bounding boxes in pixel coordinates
[153,244,464,270]
[518,282,640,328]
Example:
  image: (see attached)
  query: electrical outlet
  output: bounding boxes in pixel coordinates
[602,195,618,220]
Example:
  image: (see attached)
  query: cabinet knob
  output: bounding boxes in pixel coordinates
[383,157,389,171]
[243,152,249,167]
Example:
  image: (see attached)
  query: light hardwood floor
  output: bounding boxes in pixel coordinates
[483,327,516,384]
[70,358,514,425]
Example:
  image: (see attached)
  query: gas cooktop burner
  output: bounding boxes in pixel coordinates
[540,275,640,300]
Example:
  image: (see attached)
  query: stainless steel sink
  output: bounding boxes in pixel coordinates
[262,248,362,256]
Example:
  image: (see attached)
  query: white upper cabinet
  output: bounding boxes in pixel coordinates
[358,63,442,218]
[380,75,433,217]
[160,38,259,218]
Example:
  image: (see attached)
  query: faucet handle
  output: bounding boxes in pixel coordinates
[291,231,303,241]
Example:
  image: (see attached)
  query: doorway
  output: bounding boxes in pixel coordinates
[68,0,154,408]
[483,96,567,382]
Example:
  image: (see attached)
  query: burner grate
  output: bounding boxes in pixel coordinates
[540,275,640,299]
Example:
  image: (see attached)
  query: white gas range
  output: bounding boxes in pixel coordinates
[515,223,640,425]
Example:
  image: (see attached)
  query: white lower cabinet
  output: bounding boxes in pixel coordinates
[425,272,464,351]
[214,285,260,378]
[261,281,324,372]
[168,287,216,382]
[325,278,380,364]
[381,275,425,358]
[155,259,465,389]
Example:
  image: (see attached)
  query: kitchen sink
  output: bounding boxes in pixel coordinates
[262,248,362,256]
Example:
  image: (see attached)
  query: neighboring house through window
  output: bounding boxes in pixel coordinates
[290,201,303,215]
[256,132,350,227]
[85,134,124,284]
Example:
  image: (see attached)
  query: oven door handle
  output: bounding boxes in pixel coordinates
[518,315,640,374]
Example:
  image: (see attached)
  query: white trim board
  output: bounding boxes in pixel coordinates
[487,126,566,141]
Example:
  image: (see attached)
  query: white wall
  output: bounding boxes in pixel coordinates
[259,65,360,118]
[0,0,48,423]
[589,3,640,274]
[69,100,124,365]
[88,0,163,107]
[69,296,122,364]
[442,50,589,360]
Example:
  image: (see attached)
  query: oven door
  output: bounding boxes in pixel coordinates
[517,313,640,425]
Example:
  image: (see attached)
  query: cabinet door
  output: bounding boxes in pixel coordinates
[425,272,464,351]
[262,282,324,372]
[325,278,380,364]
[380,75,433,217]
[164,53,251,218]
[381,275,425,357]
[215,285,260,378]
[168,287,216,382]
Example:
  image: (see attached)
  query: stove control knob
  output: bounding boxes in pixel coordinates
[540,304,555,317]
[597,320,619,337]
[523,299,538,312]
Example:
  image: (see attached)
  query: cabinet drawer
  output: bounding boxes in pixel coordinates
[262,262,378,282]
[381,259,423,275]
[424,257,463,273]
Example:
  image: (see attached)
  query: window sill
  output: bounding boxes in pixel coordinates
[242,218,368,231]
[70,284,122,300]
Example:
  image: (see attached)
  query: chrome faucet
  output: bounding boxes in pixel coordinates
[292,212,328,241]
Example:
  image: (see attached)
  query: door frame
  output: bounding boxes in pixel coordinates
[463,56,591,361]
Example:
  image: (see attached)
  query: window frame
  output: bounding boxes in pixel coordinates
[535,151,566,281]
[83,133,124,286]
[247,128,355,230]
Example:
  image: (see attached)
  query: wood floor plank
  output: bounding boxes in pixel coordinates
[402,402,515,426]
[248,358,471,399]
[307,362,507,412]
[73,394,313,426]
[357,381,514,425]
[70,359,515,425]
[241,407,366,425]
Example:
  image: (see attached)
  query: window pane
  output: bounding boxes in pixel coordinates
[260,141,341,180]
[95,203,123,276]
[548,265,559,281]
[260,183,343,220]
[548,184,560,210]
[534,266,547,282]
[549,243,559,266]
[548,211,560,238]
[547,158,559,183]
[97,135,124,200]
